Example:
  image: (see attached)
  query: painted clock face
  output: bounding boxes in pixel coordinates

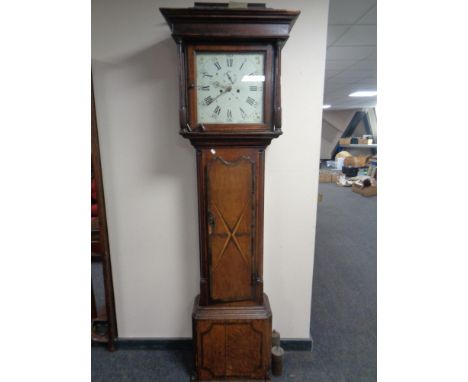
[195,52,265,124]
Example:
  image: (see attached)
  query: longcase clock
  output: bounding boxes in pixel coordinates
[160,3,300,381]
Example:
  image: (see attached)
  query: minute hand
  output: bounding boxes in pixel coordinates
[226,73,235,85]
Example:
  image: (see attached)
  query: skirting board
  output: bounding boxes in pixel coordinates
[92,337,313,351]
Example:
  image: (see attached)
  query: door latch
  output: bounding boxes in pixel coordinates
[207,211,215,234]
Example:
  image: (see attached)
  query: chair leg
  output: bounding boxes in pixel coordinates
[91,282,97,320]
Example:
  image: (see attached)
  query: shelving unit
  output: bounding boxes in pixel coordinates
[340,144,377,149]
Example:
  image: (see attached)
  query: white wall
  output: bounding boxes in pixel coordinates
[92,0,329,339]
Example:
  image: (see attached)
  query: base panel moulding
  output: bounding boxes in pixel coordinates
[192,294,272,381]
[193,379,270,382]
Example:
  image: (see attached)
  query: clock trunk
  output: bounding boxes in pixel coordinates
[197,147,265,306]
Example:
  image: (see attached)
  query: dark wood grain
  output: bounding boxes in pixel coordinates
[160,6,300,138]
[207,154,255,302]
[160,5,299,380]
[160,6,299,41]
[196,148,265,306]
[91,75,118,351]
[92,283,97,320]
[193,295,272,381]
[186,44,274,132]
[226,322,263,377]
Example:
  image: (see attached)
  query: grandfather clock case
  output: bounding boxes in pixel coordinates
[160,4,300,381]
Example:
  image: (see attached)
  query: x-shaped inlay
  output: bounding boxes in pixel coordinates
[211,203,249,270]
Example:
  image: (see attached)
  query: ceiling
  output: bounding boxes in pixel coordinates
[324,0,377,109]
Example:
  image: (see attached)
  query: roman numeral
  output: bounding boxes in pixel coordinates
[240,107,247,119]
[213,105,221,116]
[202,72,213,78]
[204,96,214,105]
[200,85,210,91]
[227,56,233,67]
[249,85,258,91]
[227,109,232,121]
[214,61,221,70]
[239,60,246,70]
[246,96,256,106]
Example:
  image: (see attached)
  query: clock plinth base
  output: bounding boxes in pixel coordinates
[192,294,272,381]
[192,377,271,382]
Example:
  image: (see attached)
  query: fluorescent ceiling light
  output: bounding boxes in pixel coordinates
[349,91,377,97]
[241,75,265,82]
[323,104,331,109]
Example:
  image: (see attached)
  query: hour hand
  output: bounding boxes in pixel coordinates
[211,81,232,93]
[210,85,232,102]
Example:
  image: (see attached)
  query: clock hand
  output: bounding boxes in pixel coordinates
[211,81,229,89]
[209,85,232,102]
[226,73,235,85]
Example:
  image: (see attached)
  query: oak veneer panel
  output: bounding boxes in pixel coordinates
[198,147,264,306]
[199,322,226,378]
[226,322,263,378]
[207,154,255,302]
[193,295,272,381]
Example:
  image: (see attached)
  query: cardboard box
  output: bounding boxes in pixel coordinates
[358,138,373,144]
[352,183,377,197]
[319,171,332,183]
[330,171,341,183]
[319,170,342,183]
[344,155,370,167]
[339,138,352,145]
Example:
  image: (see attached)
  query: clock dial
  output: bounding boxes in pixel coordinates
[195,52,265,124]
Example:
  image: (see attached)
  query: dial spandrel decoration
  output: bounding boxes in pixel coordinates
[195,52,265,124]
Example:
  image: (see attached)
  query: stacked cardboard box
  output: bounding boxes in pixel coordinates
[319,169,342,183]
[339,136,374,145]
[352,183,377,197]
[344,155,370,168]
[319,171,332,183]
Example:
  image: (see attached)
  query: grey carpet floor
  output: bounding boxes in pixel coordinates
[92,184,376,381]
[310,184,376,381]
